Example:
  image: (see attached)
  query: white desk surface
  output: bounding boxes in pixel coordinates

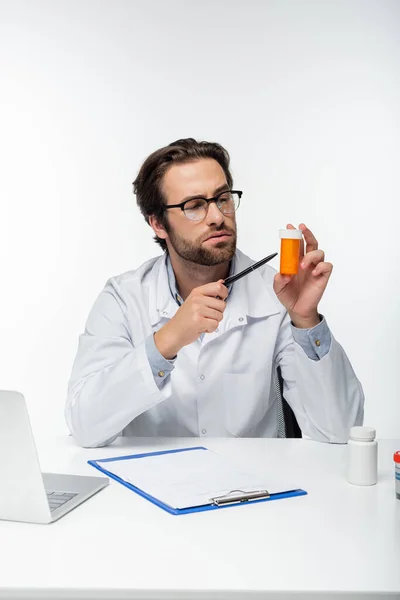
[0,435,399,600]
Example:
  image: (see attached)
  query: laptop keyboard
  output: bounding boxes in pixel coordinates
[46,490,78,512]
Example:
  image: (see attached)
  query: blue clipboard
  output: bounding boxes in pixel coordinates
[88,446,307,516]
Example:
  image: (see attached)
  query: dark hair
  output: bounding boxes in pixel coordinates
[133,138,233,252]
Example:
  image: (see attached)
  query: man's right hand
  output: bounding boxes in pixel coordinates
[154,280,228,360]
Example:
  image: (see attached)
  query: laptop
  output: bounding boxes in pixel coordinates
[0,390,109,524]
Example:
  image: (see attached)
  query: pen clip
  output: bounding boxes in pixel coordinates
[211,489,270,506]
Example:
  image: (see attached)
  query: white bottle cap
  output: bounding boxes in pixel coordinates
[350,426,376,441]
[279,229,303,239]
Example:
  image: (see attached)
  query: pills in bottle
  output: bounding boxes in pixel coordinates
[279,229,302,275]
[347,426,378,486]
[394,451,400,500]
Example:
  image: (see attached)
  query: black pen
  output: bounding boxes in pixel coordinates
[224,252,278,286]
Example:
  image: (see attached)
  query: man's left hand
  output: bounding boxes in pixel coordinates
[273,223,333,329]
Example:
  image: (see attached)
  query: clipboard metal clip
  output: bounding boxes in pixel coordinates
[211,489,270,506]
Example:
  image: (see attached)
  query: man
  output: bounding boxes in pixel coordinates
[65,138,364,447]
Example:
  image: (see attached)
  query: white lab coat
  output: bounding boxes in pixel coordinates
[65,250,364,447]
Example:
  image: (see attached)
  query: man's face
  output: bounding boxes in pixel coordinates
[156,159,237,266]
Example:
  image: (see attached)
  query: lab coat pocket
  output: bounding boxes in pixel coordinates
[223,370,268,437]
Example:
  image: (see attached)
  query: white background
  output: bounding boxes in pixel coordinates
[0,0,399,438]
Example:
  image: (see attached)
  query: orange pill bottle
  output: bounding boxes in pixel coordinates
[279,229,302,275]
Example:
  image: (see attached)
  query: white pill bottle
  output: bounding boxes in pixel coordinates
[348,426,378,486]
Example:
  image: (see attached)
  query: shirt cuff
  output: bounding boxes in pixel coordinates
[145,333,176,388]
[291,315,332,361]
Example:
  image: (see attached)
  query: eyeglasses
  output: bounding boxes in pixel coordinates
[164,190,242,222]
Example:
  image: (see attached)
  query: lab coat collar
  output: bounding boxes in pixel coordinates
[223,250,281,328]
[148,249,281,327]
[149,253,178,326]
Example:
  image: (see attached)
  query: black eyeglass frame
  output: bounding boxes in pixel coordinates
[163,189,242,219]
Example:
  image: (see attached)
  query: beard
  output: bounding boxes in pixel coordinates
[166,223,237,266]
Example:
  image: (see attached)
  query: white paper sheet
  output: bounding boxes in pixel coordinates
[99,448,299,509]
